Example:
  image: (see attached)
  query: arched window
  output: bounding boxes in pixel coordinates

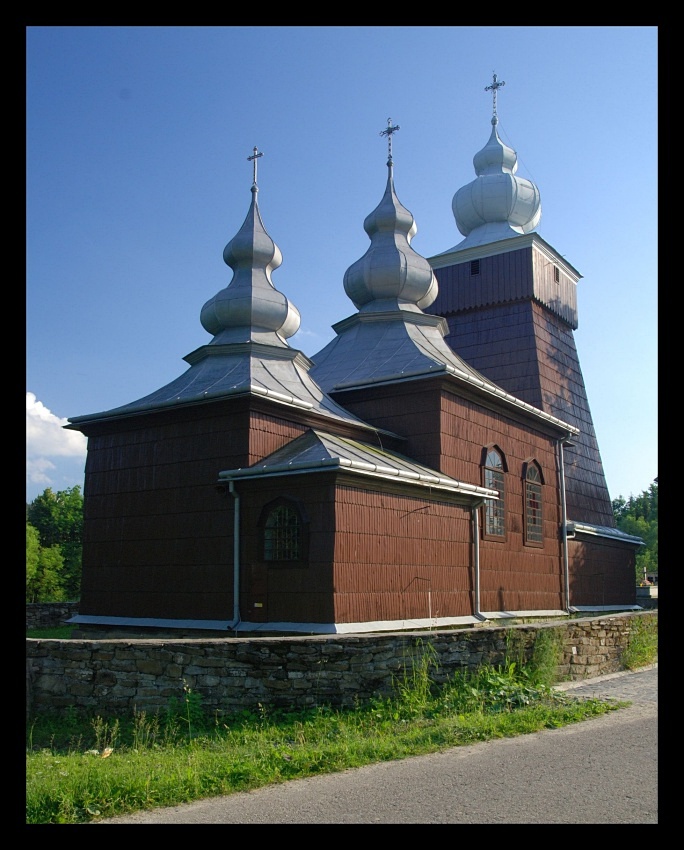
[482,446,506,539]
[259,498,308,563]
[523,461,544,546]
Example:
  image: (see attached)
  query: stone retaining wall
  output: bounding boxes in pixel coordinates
[26,602,79,631]
[636,587,659,610]
[26,610,657,719]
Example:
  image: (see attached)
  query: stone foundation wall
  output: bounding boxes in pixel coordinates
[636,587,658,610]
[26,611,657,719]
[26,602,79,631]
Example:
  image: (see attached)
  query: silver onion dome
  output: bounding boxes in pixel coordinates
[200,149,300,344]
[343,121,438,312]
[451,75,541,249]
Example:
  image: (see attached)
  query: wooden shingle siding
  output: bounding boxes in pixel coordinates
[439,390,564,611]
[430,248,535,314]
[248,410,309,464]
[335,377,563,548]
[440,303,545,411]
[528,305,614,526]
[331,383,442,471]
[430,247,577,327]
[324,381,566,619]
[430,264,614,528]
[238,475,336,624]
[568,538,636,607]
[78,401,315,623]
[332,485,473,622]
[531,248,578,328]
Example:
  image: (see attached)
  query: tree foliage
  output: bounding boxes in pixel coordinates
[26,486,83,601]
[612,479,658,583]
[26,522,40,592]
[27,486,83,548]
[26,523,66,602]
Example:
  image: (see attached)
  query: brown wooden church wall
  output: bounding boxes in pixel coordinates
[568,537,637,608]
[333,380,566,613]
[78,402,307,622]
[329,382,444,472]
[430,246,577,327]
[530,247,578,328]
[432,301,614,528]
[232,474,474,626]
[439,301,545,410]
[331,483,474,623]
[430,247,536,314]
[440,390,565,612]
[529,302,615,527]
[235,474,337,626]
[248,409,310,466]
[430,259,614,529]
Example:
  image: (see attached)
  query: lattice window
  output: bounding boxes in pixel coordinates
[264,504,302,561]
[524,463,543,546]
[483,447,505,538]
[259,497,309,564]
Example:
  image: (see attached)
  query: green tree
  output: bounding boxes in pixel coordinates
[26,523,40,596]
[26,486,83,600]
[26,522,66,602]
[611,495,628,523]
[613,479,658,583]
[27,486,83,547]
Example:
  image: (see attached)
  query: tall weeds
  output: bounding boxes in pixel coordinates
[622,615,658,670]
[27,658,619,825]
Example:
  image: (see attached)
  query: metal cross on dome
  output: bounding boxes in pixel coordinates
[248,146,263,186]
[380,118,400,163]
[485,72,505,118]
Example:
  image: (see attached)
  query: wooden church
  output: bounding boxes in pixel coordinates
[66,81,642,637]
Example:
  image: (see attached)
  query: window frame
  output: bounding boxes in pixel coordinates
[258,497,309,566]
[481,445,507,541]
[522,460,544,547]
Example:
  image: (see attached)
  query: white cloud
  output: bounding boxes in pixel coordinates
[26,392,87,458]
[26,455,57,486]
[26,392,87,499]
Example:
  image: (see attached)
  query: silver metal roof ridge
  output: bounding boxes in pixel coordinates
[218,429,498,500]
[566,522,645,545]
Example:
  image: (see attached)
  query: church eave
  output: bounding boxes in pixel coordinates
[65,384,396,439]
[329,366,579,437]
[218,455,497,503]
[567,522,645,546]
[429,232,582,281]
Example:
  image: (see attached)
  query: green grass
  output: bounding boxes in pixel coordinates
[622,615,658,670]
[26,654,627,824]
[26,625,74,639]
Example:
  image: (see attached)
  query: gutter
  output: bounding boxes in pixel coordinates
[557,437,572,613]
[219,456,498,500]
[228,481,241,630]
[471,500,486,620]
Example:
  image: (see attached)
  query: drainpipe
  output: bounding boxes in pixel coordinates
[557,438,572,614]
[471,501,484,620]
[228,480,241,629]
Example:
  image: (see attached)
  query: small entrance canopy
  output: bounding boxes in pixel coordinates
[218,428,499,503]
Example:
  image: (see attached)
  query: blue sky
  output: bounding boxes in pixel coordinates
[26,26,658,504]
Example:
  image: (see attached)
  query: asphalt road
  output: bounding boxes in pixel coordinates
[94,665,657,824]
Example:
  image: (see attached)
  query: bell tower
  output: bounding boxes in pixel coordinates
[428,75,615,527]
